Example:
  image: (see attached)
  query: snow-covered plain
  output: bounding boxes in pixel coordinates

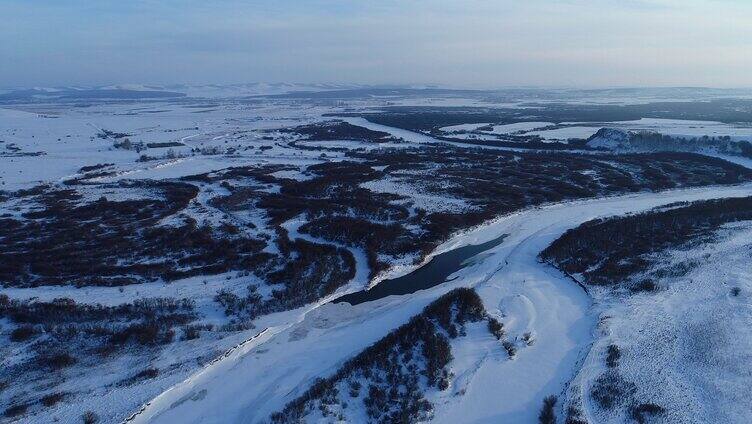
[0,102,334,191]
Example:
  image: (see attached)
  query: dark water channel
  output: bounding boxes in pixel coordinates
[335,234,507,305]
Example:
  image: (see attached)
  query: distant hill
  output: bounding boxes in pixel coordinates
[0,87,186,102]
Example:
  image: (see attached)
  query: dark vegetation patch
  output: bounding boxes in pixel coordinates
[9,325,36,342]
[279,121,400,143]
[40,392,67,407]
[335,109,545,132]
[630,279,658,293]
[587,371,666,422]
[97,129,132,140]
[37,351,77,369]
[0,163,365,331]
[0,294,200,416]
[82,410,99,424]
[436,133,590,151]
[211,238,356,321]
[590,370,636,410]
[0,181,271,287]
[256,161,407,225]
[204,162,410,290]
[270,288,493,423]
[267,237,356,308]
[0,295,197,414]
[565,405,588,424]
[78,163,114,173]
[300,216,412,279]
[587,369,665,420]
[539,395,557,424]
[214,244,352,322]
[117,368,160,387]
[630,403,665,424]
[4,402,30,418]
[487,317,505,340]
[181,324,211,340]
[605,344,621,368]
[502,339,517,358]
[0,295,197,352]
[147,142,185,149]
[589,128,752,158]
[1,295,193,325]
[540,196,752,287]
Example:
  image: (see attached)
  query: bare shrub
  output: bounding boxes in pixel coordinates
[10,325,36,342]
[38,351,77,369]
[564,405,588,424]
[117,368,159,387]
[539,395,557,424]
[606,344,621,368]
[487,318,504,340]
[41,392,67,407]
[591,371,635,410]
[503,340,517,358]
[4,403,29,418]
[182,325,201,340]
[630,403,665,424]
[522,332,535,346]
[82,410,99,424]
[631,279,658,293]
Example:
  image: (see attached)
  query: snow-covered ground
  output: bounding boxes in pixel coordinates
[130,183,752,424]
[565,221,752,424]
[0,101,348,191]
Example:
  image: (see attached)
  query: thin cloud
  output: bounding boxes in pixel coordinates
[1,0,751,87]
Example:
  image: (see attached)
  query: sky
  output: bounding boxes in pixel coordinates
[2,0,752,88]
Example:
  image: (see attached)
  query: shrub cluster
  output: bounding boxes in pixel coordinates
[0,295,197,350]
[269,288,486,423]
[0,181,270,287]
[541,196,752,287]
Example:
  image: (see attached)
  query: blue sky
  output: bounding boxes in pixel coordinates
[2,0,751,88]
